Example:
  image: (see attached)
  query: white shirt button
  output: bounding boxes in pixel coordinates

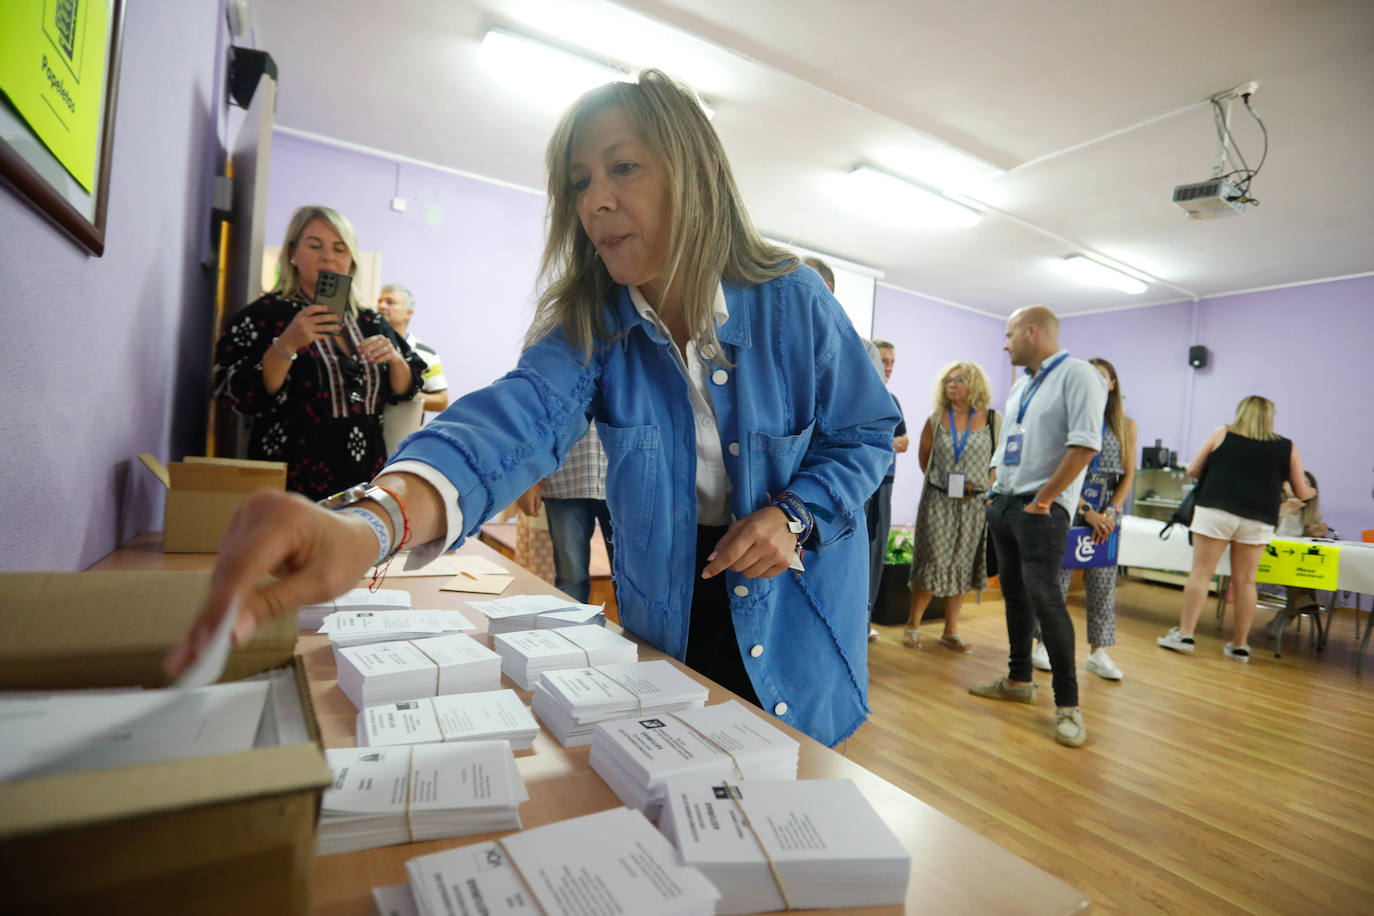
[733,585,749,597]
[728,442,740,456]
[711,369,728,385]
[773,702,788,716]
[698,416,711,429]
[750,644,763,658]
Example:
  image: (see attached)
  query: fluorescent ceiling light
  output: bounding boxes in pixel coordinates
[843,166,982,229]
[1054,255,1148,295]
[479,29,630,110]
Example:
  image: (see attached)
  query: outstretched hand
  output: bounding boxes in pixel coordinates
[701,506,798,580]
[163,491,379,677]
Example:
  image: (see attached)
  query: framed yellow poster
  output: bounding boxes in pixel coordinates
[0,0,126,255]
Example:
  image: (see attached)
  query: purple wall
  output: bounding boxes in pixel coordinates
[1186,278,1373,539]
[872,287,1005,525]
[263,133,548,406]
[0,2,231,572]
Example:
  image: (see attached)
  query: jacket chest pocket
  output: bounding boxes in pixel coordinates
[748,420,815,501]
[596,422,661,550]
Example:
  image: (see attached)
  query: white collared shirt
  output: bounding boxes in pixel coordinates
[627,283,732,526]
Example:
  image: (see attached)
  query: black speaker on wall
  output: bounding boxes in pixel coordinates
[1189,345,1209,368]
[228,47,278,108]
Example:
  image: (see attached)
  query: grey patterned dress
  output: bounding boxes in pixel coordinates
[1058,424,1126,646]
[909,409,998,596]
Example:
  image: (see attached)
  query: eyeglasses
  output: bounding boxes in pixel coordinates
[944,376,968,385]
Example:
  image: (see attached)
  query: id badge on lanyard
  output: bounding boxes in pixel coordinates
[1003,433,1023,466]
[1080,480,1105,510]
[947,472,966,498]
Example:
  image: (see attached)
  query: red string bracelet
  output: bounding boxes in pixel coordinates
[368,484,412,591]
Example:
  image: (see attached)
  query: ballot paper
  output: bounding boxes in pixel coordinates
[658,778,911,913]
[530,660,709,747]
[298,588,412,630]
[244,666,313,748]
[336,633,502,710]
[319,740,528,856]
[320,609,476,653]
[468,594,606,634]
[492,625,638,690]
[373,551,509,579]
[357,689,540,751]
[0,681,269,782]
[404,806,719,916]
[588,701,800,820]
[371,884,419,916]
[439,572,515,595]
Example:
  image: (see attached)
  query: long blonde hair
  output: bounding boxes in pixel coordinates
[273,205,368,317]
[1090,357,1127,449]
[1229,395,1278,440]
[930,360,991,413]
[527,69,797,357]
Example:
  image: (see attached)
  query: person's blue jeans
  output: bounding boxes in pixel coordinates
[985,493,1077,706]
[543,497,614,604]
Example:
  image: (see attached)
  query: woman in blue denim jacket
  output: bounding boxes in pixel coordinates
[169,70,899,747]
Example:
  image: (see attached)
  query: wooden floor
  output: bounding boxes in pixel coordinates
[847,579,1374,915]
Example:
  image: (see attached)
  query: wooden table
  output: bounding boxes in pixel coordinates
[92,533,1092,915]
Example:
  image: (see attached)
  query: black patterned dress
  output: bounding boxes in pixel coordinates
[213,292,426,500]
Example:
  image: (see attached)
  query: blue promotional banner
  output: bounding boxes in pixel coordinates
[1062,526,1119,569]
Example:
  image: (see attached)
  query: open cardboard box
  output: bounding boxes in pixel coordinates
[0,571,330,915]
[139,454,288,553]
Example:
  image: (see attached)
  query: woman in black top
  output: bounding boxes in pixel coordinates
[213,206,425,500]
[1158,396,1315,662]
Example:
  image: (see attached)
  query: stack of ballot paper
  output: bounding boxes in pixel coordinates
[319,609,476,654]
[0,682,269,782]
[318,741,527,856]
[492,624,638,690]
[658,777,911,913]
[356,689,540,751]
[404,806,719,916]
[468,594,606,634]
[589,701,800,819]
[530,660,709,747]
[335,632,501,710]
[298,587,411,630]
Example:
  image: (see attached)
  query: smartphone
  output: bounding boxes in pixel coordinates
[313,269,352,333]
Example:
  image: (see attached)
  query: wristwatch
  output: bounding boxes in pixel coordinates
[318,484,405,561]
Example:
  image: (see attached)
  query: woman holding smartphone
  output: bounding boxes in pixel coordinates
[173,72,899,747]
[212,205,424,500]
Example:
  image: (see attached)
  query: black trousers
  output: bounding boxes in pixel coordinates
[684,525,762,709]
[986,494,1078,707]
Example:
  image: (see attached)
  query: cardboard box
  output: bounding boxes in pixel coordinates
[0,571,331,915]
[139,454,288,553]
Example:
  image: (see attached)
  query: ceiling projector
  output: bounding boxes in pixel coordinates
[1173,177,1246,219]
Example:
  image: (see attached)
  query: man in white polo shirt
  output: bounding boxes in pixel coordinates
[971,306,1107,748]
[377,284,449,412]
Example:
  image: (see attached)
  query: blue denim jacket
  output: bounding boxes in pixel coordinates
[393,269,899,745]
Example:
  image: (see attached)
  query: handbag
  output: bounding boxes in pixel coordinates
[1160,461,1205,542]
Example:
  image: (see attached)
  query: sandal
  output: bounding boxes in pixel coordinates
[939,633,973,654]
[902,629,921,649]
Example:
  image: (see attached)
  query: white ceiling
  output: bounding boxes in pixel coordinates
[251,0,1374,316]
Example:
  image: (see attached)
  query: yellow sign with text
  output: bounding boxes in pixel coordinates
[1255,538,1340,590]
[0,0,110,191]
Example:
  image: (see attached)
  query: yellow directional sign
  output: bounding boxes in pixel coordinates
[1256,538,1340,590]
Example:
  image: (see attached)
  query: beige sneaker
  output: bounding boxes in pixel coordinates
[969,677,1037,704]
[1055,707,1086,747]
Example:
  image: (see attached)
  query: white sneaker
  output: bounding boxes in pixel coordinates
[1030,640,1052,671]
[1223,642,1251,663]
[1157,627,1195,653]
[868,627,880,642]
[1086,647,1123,681]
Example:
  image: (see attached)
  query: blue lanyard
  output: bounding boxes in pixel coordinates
[949,408,975,464]
[1089,420,1106,476]
[1016,352,1069,424]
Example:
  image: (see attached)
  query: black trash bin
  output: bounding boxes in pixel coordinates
[872,564,946,626]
